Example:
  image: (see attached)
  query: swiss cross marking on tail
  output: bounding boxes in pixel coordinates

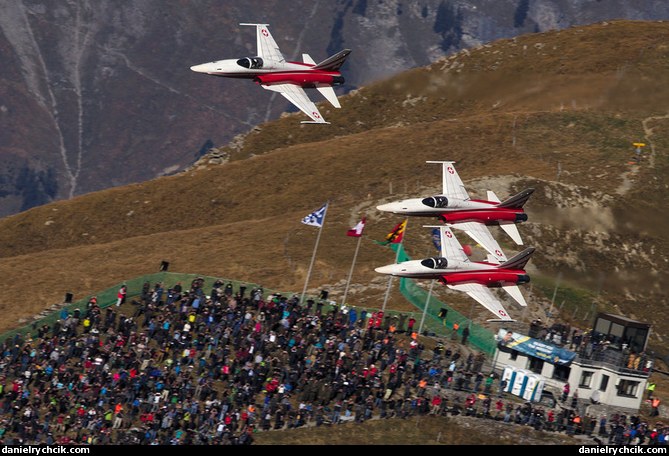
[261,29,269,36]
[447,166,455,174]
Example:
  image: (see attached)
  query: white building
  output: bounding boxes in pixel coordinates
[492,313,652,415]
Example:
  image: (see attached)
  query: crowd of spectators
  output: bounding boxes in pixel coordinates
[0,278,665,445]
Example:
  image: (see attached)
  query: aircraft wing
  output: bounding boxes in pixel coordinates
[447,283,515,321]
[450,221,507,264]
[499,223,523,245]
[426,161,469,200]
[262,84,328,124]
[241,23,285,63]
[439,226,470,261]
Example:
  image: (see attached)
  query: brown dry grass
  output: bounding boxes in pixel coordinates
[251,415,579,445]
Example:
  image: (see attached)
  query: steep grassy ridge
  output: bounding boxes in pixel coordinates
[0,20,667,358]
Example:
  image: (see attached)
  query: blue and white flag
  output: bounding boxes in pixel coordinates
[431,228,441,252]
[301,202,328,227]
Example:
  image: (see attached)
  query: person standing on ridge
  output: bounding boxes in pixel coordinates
[116,284,127,307]
[461,326,470,345]
[561,382,570,402]
[647,381,656,400]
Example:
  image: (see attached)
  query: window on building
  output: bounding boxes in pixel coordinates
[579,371,594,388]
[600,375,609,392]
[617,379,640,398]
[552,364,570,382]
[528,357,544,375]
[624,327,649,353]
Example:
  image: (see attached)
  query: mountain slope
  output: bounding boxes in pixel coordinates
[0,20,667,359]
[1,1,669,218]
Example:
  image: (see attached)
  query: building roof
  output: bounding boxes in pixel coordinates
[595,312,651,329]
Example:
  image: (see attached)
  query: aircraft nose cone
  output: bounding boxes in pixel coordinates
[190,63,207,73]
[376,203,395,212]
[374,264,395,275]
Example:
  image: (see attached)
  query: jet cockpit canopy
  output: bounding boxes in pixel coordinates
[237,57,264,69]
[420,257,449,269]
[421,196,448,208]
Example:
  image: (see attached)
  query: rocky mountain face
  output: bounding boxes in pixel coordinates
[1,0,668,218]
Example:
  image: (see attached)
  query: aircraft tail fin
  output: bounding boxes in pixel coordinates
[486,253,503,264]
[487,190,501,203]
[316,86,341,108]
[500,223,523,245]
[499,247,535,270]
[314,49,352,71]
[305,53,343,107]
[498,188,535,209]
[502,285,528,307]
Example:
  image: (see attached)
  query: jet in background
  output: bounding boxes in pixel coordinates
[377,161,534,262]
[375,225,534,322]
[190,23,350,124]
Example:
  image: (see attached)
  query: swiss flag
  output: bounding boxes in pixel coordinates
[346,217,366,237]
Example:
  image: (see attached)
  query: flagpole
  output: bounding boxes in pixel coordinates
[300,202,328,304]
[382,219,408,313]
[341,234,362,307]
[418,279,435,335]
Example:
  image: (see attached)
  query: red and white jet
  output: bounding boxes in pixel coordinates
[377,161,534,263]
[375,225,534,321]
[190,23,351,124]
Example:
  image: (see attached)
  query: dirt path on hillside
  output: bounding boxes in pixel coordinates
[617,112,668,195]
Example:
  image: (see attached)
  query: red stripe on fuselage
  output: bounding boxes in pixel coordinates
[440,209,524,224]
[439,269,525,286]
[207,68,342,87]
[254,71,340,86]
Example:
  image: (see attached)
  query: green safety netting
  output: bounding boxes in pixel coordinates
[388,243,497,356]
[0,272,417,344]
[1,260,496,356]
[0,272,285,345]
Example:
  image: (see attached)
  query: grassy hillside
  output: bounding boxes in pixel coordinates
[250,414,579,445]
[0,19,667,362]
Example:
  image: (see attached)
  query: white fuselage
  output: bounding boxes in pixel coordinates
[190,58,309,77]
[374,258,495,278]
[376,196,494,216]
